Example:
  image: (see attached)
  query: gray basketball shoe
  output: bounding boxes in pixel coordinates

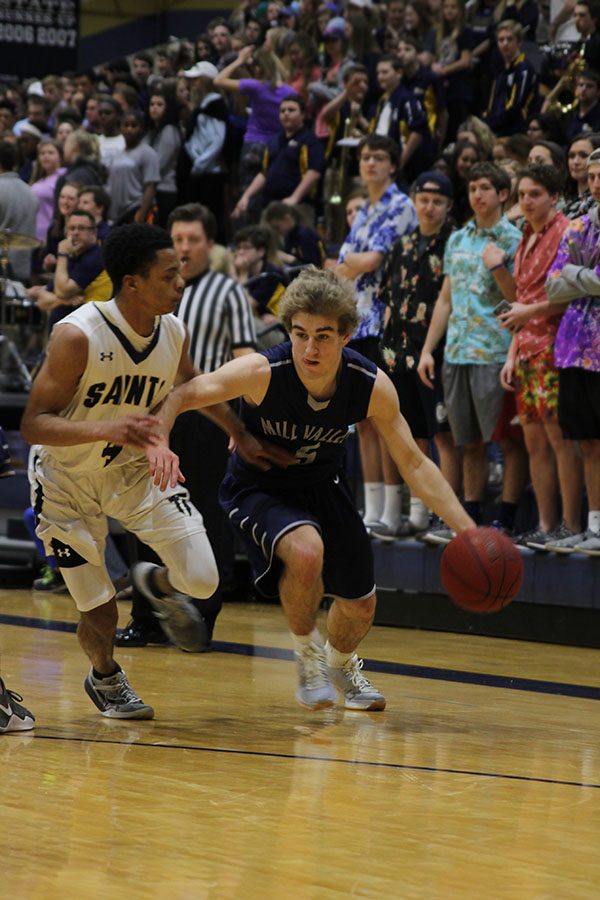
[84,667,154,719]
[0,678,35,732]
[329,654,386,710]
[132,562,209,653]
[295,641,338,710]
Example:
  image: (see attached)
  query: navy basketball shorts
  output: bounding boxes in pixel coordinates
[219,471,376,601]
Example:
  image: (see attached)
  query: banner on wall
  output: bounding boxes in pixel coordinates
[0,0,80,81]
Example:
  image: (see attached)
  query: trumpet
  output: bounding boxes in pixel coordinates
[544,42,586,116]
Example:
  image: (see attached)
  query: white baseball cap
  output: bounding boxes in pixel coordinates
[183,62,218,80]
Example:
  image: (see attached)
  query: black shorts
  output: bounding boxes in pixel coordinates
[347,336,382,366]
[558,366,600,439]
[219,471,376,601]
[389,364,450,441]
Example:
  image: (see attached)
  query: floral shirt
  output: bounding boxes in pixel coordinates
[338,183,418,340]
[514,211,569,360]
[443,215,521,365]
[379,220,454,374]
[547,210,600,371]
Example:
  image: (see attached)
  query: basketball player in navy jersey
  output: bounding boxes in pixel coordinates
[21,224,291,721]
[155,267,474,711]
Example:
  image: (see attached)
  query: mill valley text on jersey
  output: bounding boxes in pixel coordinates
[230,342,378,488]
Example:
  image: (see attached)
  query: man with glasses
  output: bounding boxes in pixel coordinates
[28,208,112,329]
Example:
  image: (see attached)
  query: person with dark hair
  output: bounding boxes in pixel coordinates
[77,185,112,242]
[153,267,474,711]
[97,98,126,171]
[232,94,325,221]
[337,134,418,533]
[397,33,448,148]
[528,139,567,174]
[369,55,433,181]
[263,201,326,267]
[448,138,482,224]
[526,113,564,145]
[0,98,17,133]
[563,70,600,143]
[27,208,112,328]
[496,164,582,551]
[116,206,260,648]
[21,223,285,717]
[483,19,539,136]
[107,111,160,224]
[132,51,154,107]
[418,161,527,541]
[563,132,600,218]
[233,224,287,316]
[143,85,181,228]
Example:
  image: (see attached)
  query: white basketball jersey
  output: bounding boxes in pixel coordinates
[41,299,186,473]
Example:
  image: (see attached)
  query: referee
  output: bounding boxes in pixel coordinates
[116,203,257,648]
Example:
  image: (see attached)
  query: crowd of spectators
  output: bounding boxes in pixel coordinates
[1,0,600,620]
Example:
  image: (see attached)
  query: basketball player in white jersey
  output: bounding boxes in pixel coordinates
[21,224,291,720]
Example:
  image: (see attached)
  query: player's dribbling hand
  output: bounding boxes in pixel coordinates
[145,442,186,491]
[234,432,297,471]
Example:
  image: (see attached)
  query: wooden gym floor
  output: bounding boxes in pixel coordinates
[2,586,600,900]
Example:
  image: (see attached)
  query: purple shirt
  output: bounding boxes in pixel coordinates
[31,168,66,241]
[547,212,600,371]
[239,79,296,144]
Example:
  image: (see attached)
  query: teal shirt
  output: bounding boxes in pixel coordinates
[443,216,521,365]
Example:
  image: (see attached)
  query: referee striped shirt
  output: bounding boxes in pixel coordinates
[177,269,257,373]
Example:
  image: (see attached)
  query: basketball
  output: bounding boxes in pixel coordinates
[440,527,524,613]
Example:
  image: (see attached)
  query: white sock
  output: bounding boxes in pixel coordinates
[291,628,322,653]
[363,481,384,523]
[588,510,600,534]
[380,483,403,529]
[409,496,429,530]
[325,640,353,668]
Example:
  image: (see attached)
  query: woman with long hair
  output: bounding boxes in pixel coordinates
[143,85,182,227]
[30,139,66,242]
[215,45,295,191]
[43,180,81,273]
[431,0,474,141]
[449,138,481,224]
[285,32,321,102]
[563,132,600,218]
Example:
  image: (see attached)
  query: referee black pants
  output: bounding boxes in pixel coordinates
[131,412,231,639]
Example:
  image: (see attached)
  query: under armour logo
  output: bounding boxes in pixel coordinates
[100,352,114,361]
[57,548,71,557]
[168,493,193,517]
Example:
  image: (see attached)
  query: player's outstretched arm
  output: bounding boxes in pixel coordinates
[367,370,474,535]
[20,325,163,449]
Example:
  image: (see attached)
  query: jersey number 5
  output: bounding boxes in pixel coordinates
[295,443,321,466]
[102,442,123,467]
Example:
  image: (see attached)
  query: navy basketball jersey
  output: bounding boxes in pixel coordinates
[230,341,377,488]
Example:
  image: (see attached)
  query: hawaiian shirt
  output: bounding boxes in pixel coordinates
[547,209,600,371]
[338,183,417,340]
[443,215,521,365]
[379,220,454,374]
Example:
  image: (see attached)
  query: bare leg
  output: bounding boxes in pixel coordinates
[276,525,324,635]
[581,440,600,509]
[545,422,583,532]
[326,594,377,653]
[78,598,118,673]
[435,431,462,495]
[463,440,488,502]
[522,422,558,532]
[500,436,529,504]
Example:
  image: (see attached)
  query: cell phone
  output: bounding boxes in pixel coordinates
[493,300,512,317]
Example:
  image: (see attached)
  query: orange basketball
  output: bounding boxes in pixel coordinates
[440,527,524,613]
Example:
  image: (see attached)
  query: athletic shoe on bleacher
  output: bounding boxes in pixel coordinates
[419,519,455,545]
[369,517,413,542]
[329,654,386,710]
[572,531,600,557]
[545,529,587,554]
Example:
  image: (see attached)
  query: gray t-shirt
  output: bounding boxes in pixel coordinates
[142,125,181,194]
[107,143,160,221]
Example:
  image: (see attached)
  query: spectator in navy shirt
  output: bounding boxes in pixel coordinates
[232,94,325,222]
[484,19,538,136]
[263,202,325,268]
[563,69,600,143]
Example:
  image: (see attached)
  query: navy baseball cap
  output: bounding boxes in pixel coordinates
[413,171,453,199]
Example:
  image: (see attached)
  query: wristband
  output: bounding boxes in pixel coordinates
[489,262,505,273]
[57,252,70,258]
